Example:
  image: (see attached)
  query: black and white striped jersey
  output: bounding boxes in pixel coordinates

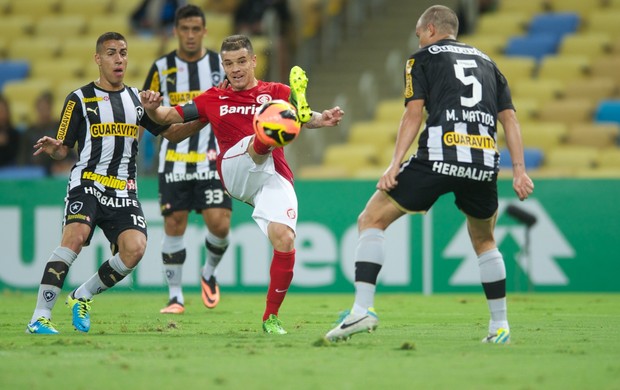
[405,39,514,170]
[57,82,163,197]
[143,50,224,176]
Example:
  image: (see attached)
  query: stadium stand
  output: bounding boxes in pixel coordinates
[538,99,596,125]
[511,98,539,122]
[9,0,59,18]
[60,38,98,62]
[495,0,546,16]
[597,149,620,169]
[563,77,617,101]
[0,61,29,90]
[475,12,529,37]
[544,146,600,171]
[499,147,544,170]
[518,122,568,153]
[585,10,620,35]
[299,1,620,178]
[527,12,580,40]
[348,121,397,151]
[512,79,565,104]
[594,100,620,124]
[29,59,83,85]
[35,15,88,39]
[461,35,506,57]
[58,0,112,16]
[108,0,143,16]
[297,165,349,180]
[87,17,133,37]
[558,33,612,58]
[536,55,590,82]
[0,16,34,38]
[493,56,537,85]
[547,0,600,15]
[2,78,53,125]
[590,56,620,84]
[2,0,619,178]
[322,144,379,175]
[504,34,560,61]
[565,123,619,148]
[7,37,61,63]
[374,99,405,123]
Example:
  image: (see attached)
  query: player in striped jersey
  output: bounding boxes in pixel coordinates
[325,5,534,343]
[142,5,232,315]
[141,35,344,334]
[26,32,205,334]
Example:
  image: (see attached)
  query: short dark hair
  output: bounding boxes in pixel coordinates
[221,34,253,54]
[96,32,126,53]
[420,5,459,36]
[175,4,206,26]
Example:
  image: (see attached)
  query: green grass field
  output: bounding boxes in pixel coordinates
[1,291,619,389]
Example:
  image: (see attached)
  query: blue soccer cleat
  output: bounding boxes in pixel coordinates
[66,293,92,333]
[26,317,59,334]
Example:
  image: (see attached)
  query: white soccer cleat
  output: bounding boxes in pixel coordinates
[325,308,379,342]
[482,328,511,344]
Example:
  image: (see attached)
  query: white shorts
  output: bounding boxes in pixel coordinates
[221,136,298,235]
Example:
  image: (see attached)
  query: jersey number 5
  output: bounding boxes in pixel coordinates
[454,59,482,108]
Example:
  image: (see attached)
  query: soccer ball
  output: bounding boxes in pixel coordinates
[253,99,301,147]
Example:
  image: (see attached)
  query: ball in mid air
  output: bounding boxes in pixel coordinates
[253,99,301,147]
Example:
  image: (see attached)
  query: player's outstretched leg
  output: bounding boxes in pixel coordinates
[289,66,312,124]
[325,307,379,342]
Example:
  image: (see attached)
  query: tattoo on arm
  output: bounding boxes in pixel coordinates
[303,112,320,129]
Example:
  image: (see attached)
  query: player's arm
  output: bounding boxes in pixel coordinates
[141,110,208,143]
[377,99,424,191]
[34,93,80,160]
[160,121,208,142]
[140,90,184,125]
[498,108,534,201]
[140,90,209,142]
[33,136,70,160]
[303,107,344,129]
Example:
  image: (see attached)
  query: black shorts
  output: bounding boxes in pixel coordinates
[158,172,232,215]
[63,185,147,246]
[387,158,499,219]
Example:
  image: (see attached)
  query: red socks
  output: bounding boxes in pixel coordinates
[252,137,271,155]
[263,249,295,321]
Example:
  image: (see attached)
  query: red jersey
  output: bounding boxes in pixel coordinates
[174,80,294,183]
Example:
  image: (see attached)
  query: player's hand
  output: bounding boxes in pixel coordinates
[513,172,534,201]
[217,78,230,89]
[377,163,400,191]
[320,106,344,127]
[33,136,62,156]
[140,90,163,111]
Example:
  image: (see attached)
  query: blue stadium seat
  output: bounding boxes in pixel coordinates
[499,148,544,169]
[0,61,29,90]
[594,100,620,124]
[0,166,46,179]
[528,12,580,40]
[504,34,559,61]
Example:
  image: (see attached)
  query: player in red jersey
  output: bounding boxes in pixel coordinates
[141,34,344,334]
